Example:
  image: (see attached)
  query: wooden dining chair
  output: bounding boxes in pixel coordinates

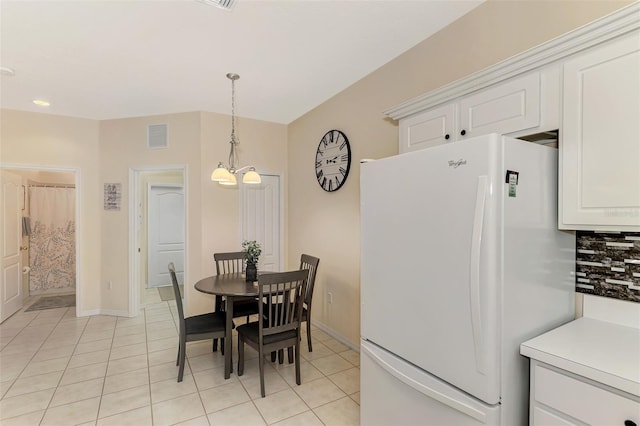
[212,251,261,352]
[169,262,228,382]
[271,254,320,364]
[299,254,320,352]
[237,269,308,397]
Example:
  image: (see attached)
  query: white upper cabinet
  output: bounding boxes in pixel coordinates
[560,31,640,231]
[398,69,556,154]
[399,104,456,152]
[387,3,639,230]
[458,72,540,139]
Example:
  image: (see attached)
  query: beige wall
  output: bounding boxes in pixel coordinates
[0,109,101,313]
[0,0,631,336]
[99,111,287,315]
[1,108,287,318]
[287,0,632,346]
[99,113,201,314]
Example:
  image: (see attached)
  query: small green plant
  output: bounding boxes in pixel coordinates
[242,240,262,265]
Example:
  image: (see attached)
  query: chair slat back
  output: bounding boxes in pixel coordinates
[214,252,246,275]
[168,262,186,334]
[299,254,320,307]
[258,270,308,337]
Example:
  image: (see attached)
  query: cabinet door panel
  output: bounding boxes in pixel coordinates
[534,363,640,426]
[532,406,578,426]
[459,72,540,139]
[399,104,455,153]
[561,32,640,230]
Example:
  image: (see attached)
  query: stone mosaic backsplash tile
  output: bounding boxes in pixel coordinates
[576,231,640,303]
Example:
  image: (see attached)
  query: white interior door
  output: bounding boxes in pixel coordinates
[241,174,281,272]
[147,184,184,287]
[1,171,24,322]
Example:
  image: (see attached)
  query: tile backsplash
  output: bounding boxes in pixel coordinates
[576,231,640,303]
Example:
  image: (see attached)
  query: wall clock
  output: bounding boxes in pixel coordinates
[315,129,351,192]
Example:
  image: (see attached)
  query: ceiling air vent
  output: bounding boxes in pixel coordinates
[197,0,236,11]
[147,124,168,149]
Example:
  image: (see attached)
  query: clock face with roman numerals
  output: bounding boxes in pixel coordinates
[315,130,351,192]
[316,130,351,192]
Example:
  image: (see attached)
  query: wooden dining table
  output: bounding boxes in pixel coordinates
[194,272,260,379]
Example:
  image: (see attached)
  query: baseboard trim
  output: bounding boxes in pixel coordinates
[311,319,360,352]
[78,308,131,318]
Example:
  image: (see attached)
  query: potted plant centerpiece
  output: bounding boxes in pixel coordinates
[242,240,261,282]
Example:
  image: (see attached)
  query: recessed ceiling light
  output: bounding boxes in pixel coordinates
[33,99,50,107]
[0,66,15,76]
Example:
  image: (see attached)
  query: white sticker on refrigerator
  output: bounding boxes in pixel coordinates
[505,170,519,198]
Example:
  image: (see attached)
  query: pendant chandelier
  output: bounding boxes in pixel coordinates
[211,73,261,186]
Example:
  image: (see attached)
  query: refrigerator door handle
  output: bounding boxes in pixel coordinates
[470,175,488,375]
[361,343,488,423]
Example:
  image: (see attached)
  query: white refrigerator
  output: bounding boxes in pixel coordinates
[360,134,575,425]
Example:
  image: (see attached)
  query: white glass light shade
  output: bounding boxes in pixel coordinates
[211,164,232,182]
[219,173,237,186]
[242,169,261,184]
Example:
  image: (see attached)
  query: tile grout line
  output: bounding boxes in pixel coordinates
[92,313,126,425]
[145,302,156,426]
[2,303,359,425]
[33,307,89,425]
[164,300,206,426]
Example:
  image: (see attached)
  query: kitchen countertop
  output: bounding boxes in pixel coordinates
[520,316,640,397]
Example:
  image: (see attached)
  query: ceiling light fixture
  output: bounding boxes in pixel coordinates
[211,73,261,186]
[32,99,50,107]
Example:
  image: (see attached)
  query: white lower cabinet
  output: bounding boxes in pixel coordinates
[530,361,640,426]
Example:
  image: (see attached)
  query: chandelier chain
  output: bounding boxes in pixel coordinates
[229,75,238,170]
[211,72,260,185]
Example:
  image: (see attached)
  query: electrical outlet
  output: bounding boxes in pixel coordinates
[328,292,333,304]
[107,281,112,290]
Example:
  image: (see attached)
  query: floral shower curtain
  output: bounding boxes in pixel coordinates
[29,187,76,292]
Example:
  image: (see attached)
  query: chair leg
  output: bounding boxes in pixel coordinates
[287,347,293,364]
[237,335,244,376]
[178,339,187,382]
[306,320,312,352]
[259,348,265,398]
[278,349,284,364]
[270,351,276,362]
[213,295,223,353]
[295,342,301,386]
[176,343,180,366]
[221,338,225,356]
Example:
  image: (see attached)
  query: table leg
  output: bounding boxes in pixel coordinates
[224,296,234,379]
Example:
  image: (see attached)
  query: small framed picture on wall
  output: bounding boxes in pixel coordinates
[104,183,122,211]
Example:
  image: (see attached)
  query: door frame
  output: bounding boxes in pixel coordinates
[0,163,81,315]
[129,165,187,317]
[239,172,285,272]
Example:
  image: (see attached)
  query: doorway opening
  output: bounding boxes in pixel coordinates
[1,166,79,321]
[129,166,186,316]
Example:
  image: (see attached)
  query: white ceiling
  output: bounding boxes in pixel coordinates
[0,0,484,124]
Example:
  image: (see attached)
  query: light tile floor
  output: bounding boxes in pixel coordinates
[0,300,360,425]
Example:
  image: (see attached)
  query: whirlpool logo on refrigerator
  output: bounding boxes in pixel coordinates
[448,159,467,168]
